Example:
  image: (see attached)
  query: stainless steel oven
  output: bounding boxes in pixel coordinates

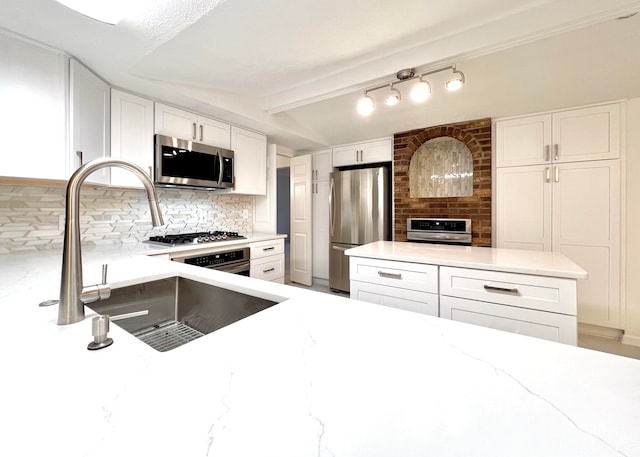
[406,218,472,245]
[171,247,250,276]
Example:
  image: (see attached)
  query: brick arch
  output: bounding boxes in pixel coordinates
[393,118,492,246]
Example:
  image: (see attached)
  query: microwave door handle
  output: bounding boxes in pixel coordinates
[217,151,223,185]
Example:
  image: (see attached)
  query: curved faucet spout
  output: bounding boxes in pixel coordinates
[58,158,165,325]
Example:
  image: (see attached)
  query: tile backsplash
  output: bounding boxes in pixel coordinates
[0,184,253,253]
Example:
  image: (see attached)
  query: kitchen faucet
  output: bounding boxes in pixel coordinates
[58,158,165,325]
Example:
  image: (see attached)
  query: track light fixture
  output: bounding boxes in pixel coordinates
[356,65,465,116]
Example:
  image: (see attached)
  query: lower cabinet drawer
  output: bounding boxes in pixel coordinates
[440,266,576,315]
[250,254,284,282]
[350,256,438,293]
[250,239,284,260]
[350,281,439,317]
[440,296,577,345]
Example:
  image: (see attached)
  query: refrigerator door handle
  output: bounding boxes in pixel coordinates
[329,176,336,238]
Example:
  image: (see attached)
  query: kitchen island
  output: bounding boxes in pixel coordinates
[1,245,639,456]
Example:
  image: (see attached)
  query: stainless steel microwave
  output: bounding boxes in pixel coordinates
[154,134,234,190]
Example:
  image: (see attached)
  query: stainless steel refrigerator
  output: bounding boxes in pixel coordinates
[329,166,390,292]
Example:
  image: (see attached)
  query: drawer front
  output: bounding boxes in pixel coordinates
[439,266,576,315]
[250,254,284,281]
[351,281,439,317]
[350,257,438,293]
[440,296,577,345]
[250,239,284,260]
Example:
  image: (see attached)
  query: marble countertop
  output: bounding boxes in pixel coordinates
[1,243,638,456]
[346,241,588,279]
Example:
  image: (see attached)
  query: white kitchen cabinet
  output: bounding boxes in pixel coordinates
[154,102,231,149]
[332,137,392,167]
[495,103,621,167]
[0,32,67,180]
[312,148,333,181]
[496,159,621,328]
[350,256,439,316]
[230,126,267,195]
[312,180,330,280]
[70,58,110,184]
[110,89,154,187]
[311,148,332,281]
[440,296,577,345]
[439,266,577,345]
[250,238,285,283]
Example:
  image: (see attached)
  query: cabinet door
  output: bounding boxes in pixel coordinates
[154,102,197,140]
[440,296,577,345]
[197,115,230,149]
[360,138,392,164]
[0,32,67,179]
[312,149,333,181]
[552,104,620,163]
[552,160,621,328]
[290,154,313,286]
[70,59,110,184]
[312,180,329,280]
[495,115,551,167]
[496,165,551,251]
[332,144,359,167]
[110,89,154,187]
[230,126,267,195]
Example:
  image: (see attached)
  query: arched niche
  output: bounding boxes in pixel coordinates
[409,137,473,198]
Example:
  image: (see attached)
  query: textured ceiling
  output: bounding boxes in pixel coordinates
[1,0,640,150]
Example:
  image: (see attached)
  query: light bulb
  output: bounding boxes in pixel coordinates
[410,79,431,102]
[357,94,375,116]
[446,69,465,91]
[384,86,401,106]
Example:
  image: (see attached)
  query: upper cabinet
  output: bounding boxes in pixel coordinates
[495,103,621,167]
[312,148,333,182]
[154,102,230,149]
[70,58,111,185]
[333,137,392,167]
[110,89,154,187]
[230,126,267,195]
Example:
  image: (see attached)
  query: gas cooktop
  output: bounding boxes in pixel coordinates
[147,231,246,246]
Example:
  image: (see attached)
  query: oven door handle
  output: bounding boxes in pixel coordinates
[208,260,251,275]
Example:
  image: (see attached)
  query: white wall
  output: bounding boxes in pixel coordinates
[623,98,640,345]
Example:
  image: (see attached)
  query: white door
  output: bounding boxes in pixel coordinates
[552,160,621,328]
[70,59,110,184]
[496,165,551,251]
[154,103,197,140]
[253,144,277,233]
[197,115,231,148]
[230,126,267,195]
[495,114,551,167]
[290,154,313,286]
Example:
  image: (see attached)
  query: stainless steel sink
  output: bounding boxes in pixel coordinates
[88,276,282,351]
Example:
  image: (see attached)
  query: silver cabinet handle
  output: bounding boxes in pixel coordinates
[554,166,559,182]
[148,166,153,178]
[262,246,275,251]
[76,150,83,167]
[545,167,550,182]
[332,245,348,251]
[192,122,197,140]
[554,144,559,160]
[378,271,402,279]
[263,267,275,273]
[199,124,203,141]
[545,145,550,162]
[484,284,519,294]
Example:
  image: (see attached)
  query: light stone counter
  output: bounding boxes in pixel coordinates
[345,241,588,279]
[1,244,639,456]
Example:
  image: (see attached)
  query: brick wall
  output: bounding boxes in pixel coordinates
[393,118,492,246]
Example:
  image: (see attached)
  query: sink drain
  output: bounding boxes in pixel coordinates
[134,321,204,352]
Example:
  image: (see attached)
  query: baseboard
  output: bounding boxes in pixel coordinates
[578,323,623,340]
[312,277,329,287]
[621,333,640,347]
